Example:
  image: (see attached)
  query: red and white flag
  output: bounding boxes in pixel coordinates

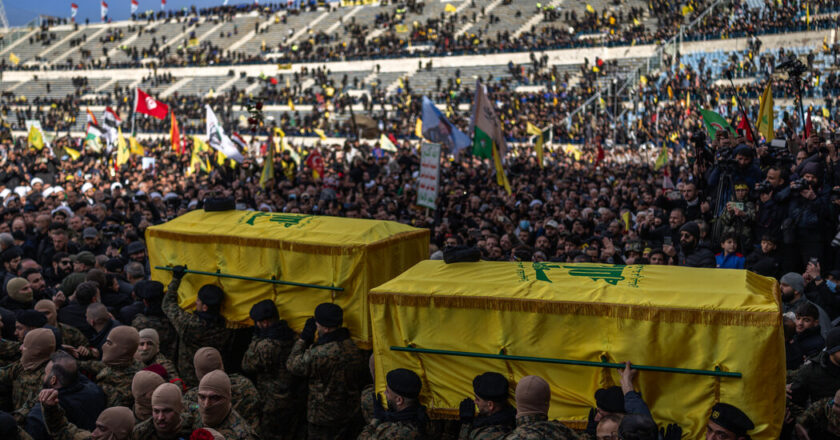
[134,88,169,120]
[161,0,166,10]
[305,149,325,179]
[70,3,78,19]
[130,0,139,14]
[101,1,108,21]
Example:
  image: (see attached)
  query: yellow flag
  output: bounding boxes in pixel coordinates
[823,107,830,118]
[757,82,774,142]
[681,4,694,15]
[526,122,545,169]
[9,53,20,66]
[633,17,641,26]
[444,3,457,13]
[586,4,595,13]
[313,128,327,140]
[288,98,295,111]
[259,138,275,189]
[63,146,81,161]
[116,127,129,166]
[129,136,145,156]
[415,118,423,138]
[667,85,673,99]
[492,143,511,195]
[275,127,286,138]
[731,95,737,107]
[27,125,44,150]
[621,211,631,232]
[806,3,810,27]
[190,136,211,174]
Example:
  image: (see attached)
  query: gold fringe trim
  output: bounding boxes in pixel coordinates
[147,228,428,256]
[368,292,780,327]
[426,408,586,429]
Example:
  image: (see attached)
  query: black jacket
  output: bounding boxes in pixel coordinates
[677,243,716,268]
[58,301,95,340]
[24,374,106,439]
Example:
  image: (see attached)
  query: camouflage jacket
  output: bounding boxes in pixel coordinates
[59,323,88,349]
[184,373,260,429]
[358,405,428,440]
[132,312,178,360]
[82,360,141,408]
[197,408,260,440]
[0,339,20,367]
[241,328,299,436]
[162,278,235,387]
[459,406,517,440]
[361,384,376,424]
[285,328,365,425]
[43,402,93,440]
[134,411,196,440]
[797,397,840,438]
[0,360,47,421]
[141,352,180,381]
[502,415,580,440]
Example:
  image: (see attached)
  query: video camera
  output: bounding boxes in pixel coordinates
[791,178,813,191]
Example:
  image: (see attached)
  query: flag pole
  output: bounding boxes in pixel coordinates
[724,70,756,143]
[131,87,137,136]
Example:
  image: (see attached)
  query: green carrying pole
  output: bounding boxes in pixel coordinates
[391,346,741,378]
[155,266,343,292]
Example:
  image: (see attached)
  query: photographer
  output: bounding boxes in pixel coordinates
[706,143,763,217]
[753,166,788,245]
[784,161,831,270]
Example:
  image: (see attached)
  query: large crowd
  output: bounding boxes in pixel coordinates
[1,0,840,440]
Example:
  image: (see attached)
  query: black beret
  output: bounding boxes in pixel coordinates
[134,280,164,300]
[250,299,279,322]
[710,403,754,437]
[314,303,343,328]
[197,284,224,306]
[472,372,509,401]
[0,246,22,264]
[126,241,145,255]
[104,258,124,273]
[595,386,625,413]
[15,309,46,328]
[386,368,422,399]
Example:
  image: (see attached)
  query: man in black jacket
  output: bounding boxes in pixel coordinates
[24,350,106,440]
[673,222,715,268]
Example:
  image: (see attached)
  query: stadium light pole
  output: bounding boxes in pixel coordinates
[0,1,9,32]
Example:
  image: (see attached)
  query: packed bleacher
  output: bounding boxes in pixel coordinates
[1,0,840,439]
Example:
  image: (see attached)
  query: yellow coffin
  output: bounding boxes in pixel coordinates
[146,210,428,345]
[369,261,784,439]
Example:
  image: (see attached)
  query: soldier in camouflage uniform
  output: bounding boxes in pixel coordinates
[503,376,579,440]
[241,299,300,440]
[34,300,87,349]
[0,328,55,422]
[135,328,179,380]
[40,388,135,440]
[183,347,260,429]
[132,370,166,422]
[286,303,366,439]
[163,266,235,388]
[195,369,260,440]
[358,368,428,439]
[82,325,141,408]
[361,354,376,424]
[796,389,840,439]
[134,382,198,440]
[132,280,178,359]
[458,373,516,440]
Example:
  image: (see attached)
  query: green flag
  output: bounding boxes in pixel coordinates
[700,109,736,140]
[473,126,493,159]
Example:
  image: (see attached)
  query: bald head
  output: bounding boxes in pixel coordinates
[86,302,109,325]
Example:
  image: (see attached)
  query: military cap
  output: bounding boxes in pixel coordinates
[314,303,343,328]
[386,368,422,399]
[250,299,279,322]
[197,284,224,306]
[473,372,509,401]
[134,280,164,300]
[595,386,625,412]
[15,309,47,328]
[710,403,754,437]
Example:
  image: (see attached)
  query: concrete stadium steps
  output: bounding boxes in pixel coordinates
[68,25,130,65]
[236,9,324,56]
[323,71,373,90]
[332,5,382,45]
[368,71,408,92]
[175,76,235,97]
[48,26,111,66]
[11,29,74,64]
[110,21,186,64]
[201,16,256,52]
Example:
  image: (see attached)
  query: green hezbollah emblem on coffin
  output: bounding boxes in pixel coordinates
[146,210,428,346]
